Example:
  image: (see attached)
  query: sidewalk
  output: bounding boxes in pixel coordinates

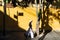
[33,31,60,40]
[0,31,60,40]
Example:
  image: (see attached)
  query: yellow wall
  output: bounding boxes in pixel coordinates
[0,6,60,31]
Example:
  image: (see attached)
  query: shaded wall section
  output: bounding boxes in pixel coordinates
[0,10,26,40]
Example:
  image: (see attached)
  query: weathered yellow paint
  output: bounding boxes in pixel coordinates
[0,6,60,31]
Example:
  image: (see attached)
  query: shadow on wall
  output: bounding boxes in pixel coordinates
[54,0,60,9]
[39,4,53,40]
[48,10,60,24]
[43,0,60,9]
[39,2,60,39]
[51,0,60,9]
[0,11,26,40]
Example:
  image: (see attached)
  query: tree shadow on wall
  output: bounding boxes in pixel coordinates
[53,0,60,9]
[48,10,60,24]
[39,2,60,39]
[0,11,26,40]
[39,4,53,40]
